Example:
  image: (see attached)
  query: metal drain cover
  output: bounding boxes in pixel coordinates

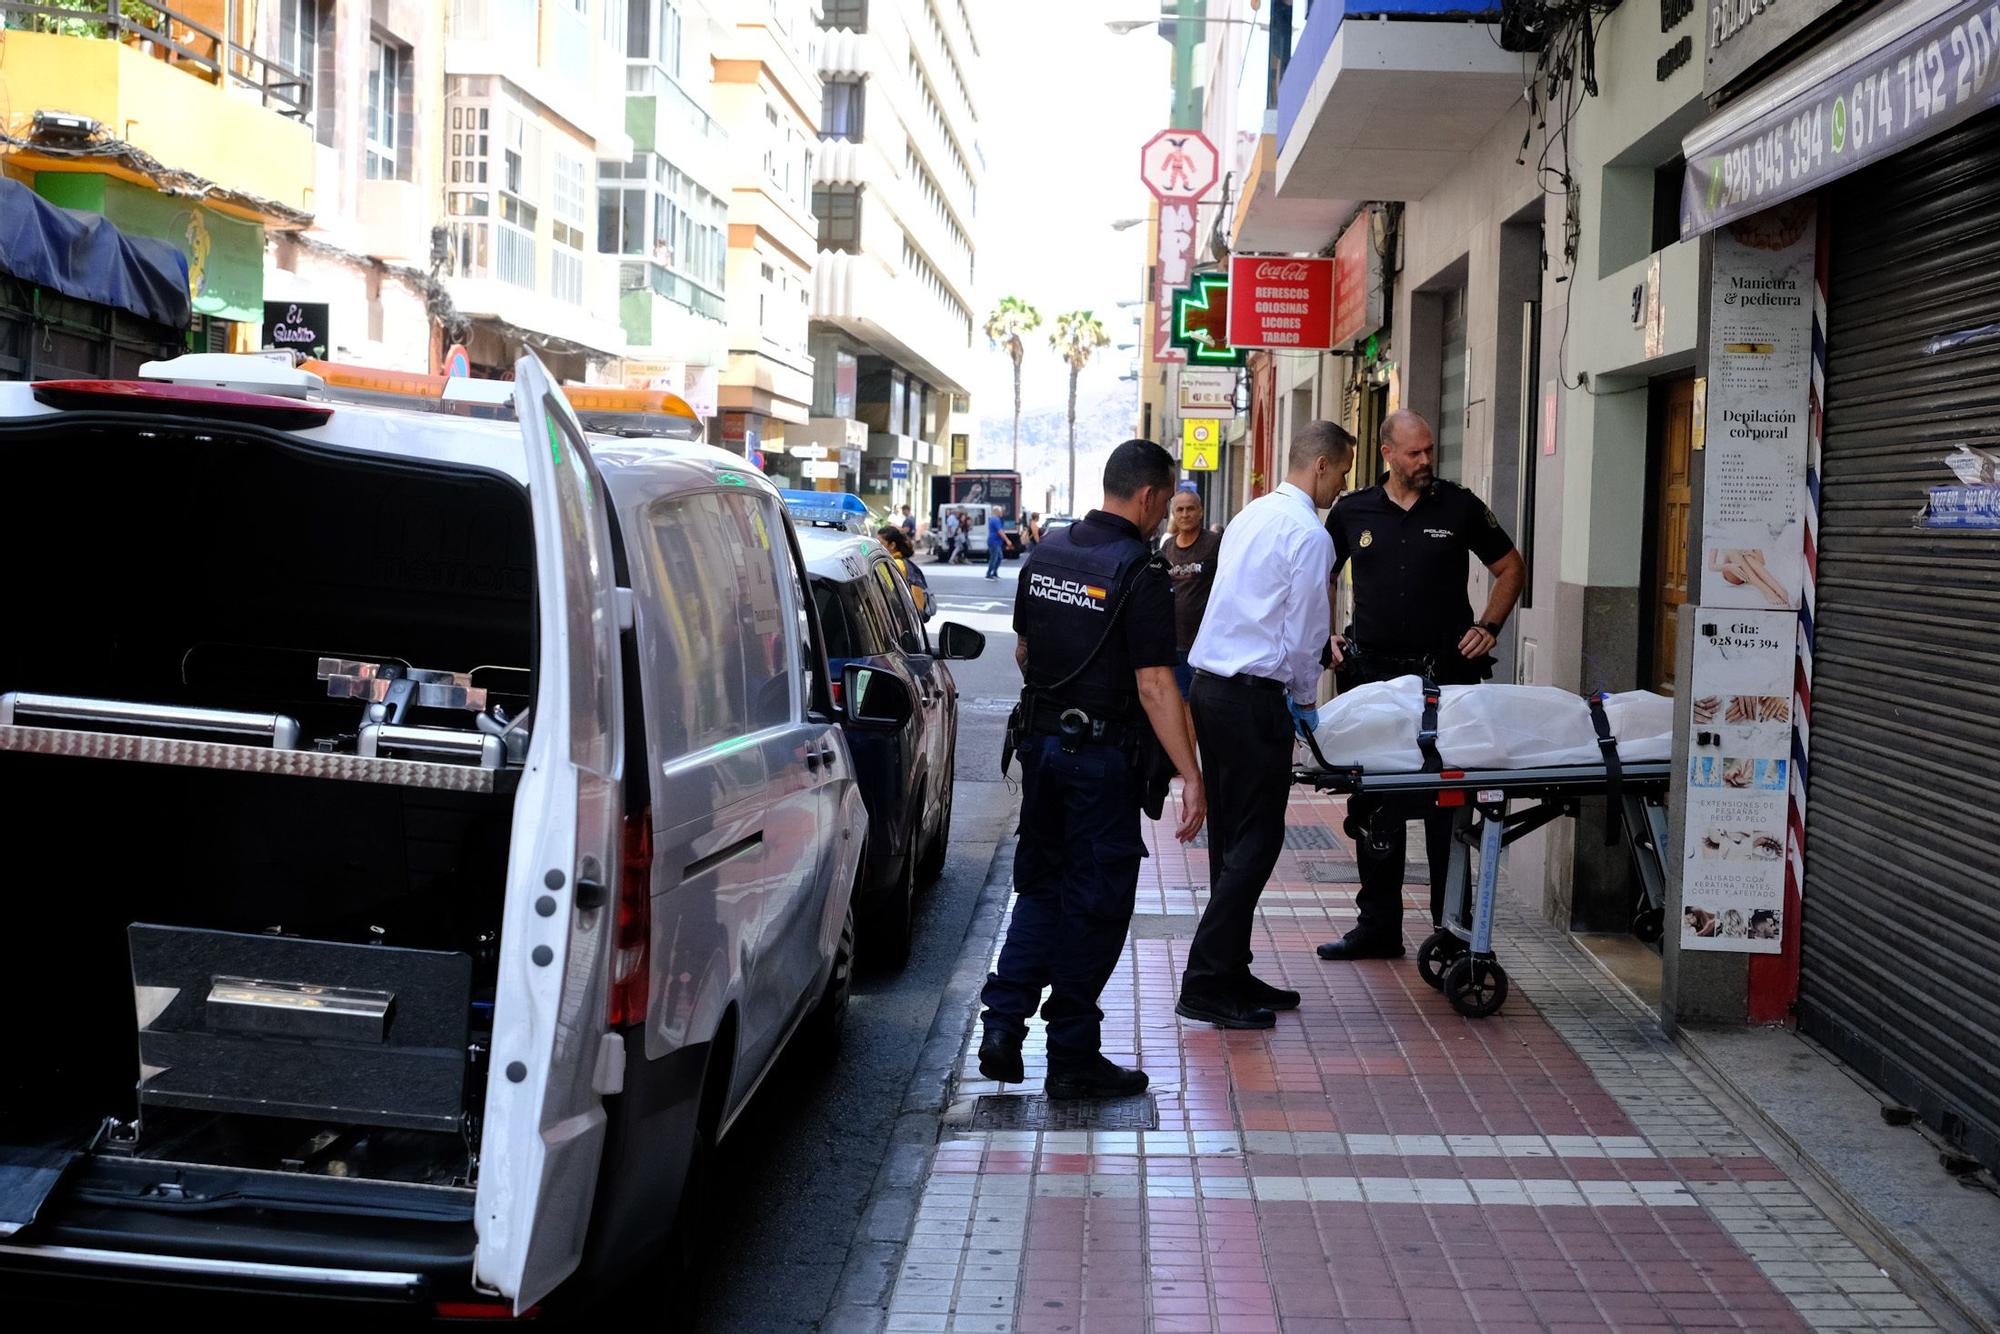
[1301,859,1362,883]
[966,1093,1160,1131]
[1188,822,1341,850]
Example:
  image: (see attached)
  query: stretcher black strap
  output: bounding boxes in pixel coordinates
[1588,692,1623,846]
[1418,677,1443,774]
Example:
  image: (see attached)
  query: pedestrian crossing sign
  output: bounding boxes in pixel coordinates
[1181,418,1219,471]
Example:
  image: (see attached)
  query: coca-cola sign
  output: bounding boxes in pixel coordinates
[1226,254,1336,352]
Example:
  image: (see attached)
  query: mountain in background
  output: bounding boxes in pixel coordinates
[971,387,1139,516]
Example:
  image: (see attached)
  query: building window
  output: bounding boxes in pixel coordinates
[552,151,587,304]
[275,0,327,142]
[823,0,866,30]
[813,185,860,253]
[628,0,685,74]
[498,110,541,289]
[366,37,405,179]
[822,78,864,141]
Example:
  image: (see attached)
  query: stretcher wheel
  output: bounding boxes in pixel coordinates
[1443,956,1508,1018]
[1632,907,1665,944]
[1417,929,1465,991]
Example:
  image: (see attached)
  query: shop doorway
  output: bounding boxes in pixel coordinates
[1642,375,1696,693]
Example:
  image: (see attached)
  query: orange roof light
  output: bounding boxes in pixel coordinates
[560,384,699,420]
[299,359,450,400]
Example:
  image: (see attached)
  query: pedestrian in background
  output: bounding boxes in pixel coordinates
[984,508,1006,579]
[899,503,917,539]
[941,508,961,564]
[1177,422,1355,1030]
[878,525,933,620]
[1159,489,1223,699]
[1024,512,1043,550]
[980,439,1206,1099]
[1317,410,1525,963]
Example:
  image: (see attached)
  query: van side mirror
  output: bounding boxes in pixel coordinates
[842,663,913,727]
[936,622,986,661]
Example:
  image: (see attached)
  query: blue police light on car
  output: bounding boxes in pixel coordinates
[781,489,870,533]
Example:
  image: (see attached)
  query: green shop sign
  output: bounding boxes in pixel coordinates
[35,173,264,322]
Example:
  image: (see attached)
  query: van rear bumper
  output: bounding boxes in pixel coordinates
[0,1156,477,1310]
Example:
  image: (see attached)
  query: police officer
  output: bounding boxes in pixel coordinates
[1318,410,1526,962]
[979,439,1206,1099]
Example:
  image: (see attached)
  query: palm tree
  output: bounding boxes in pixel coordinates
[982,296,1042,472]
[1048,310,1110,513]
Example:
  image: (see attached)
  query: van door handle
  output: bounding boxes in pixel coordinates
[805,746,822,770]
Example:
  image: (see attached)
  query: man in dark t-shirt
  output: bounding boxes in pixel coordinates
[1319,410,1526,963]
[1158,489,1224,698]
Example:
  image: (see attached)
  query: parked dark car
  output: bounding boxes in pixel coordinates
[796,527,985,964]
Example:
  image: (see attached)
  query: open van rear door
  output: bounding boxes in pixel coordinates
[474,355,626,1311]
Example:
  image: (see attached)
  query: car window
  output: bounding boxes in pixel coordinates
[641,491,796,758]
[872,559,927,656]
[850,568,898,656]
[811,578,855,660]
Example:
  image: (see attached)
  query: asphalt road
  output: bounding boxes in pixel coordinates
[690,558,1022,1333]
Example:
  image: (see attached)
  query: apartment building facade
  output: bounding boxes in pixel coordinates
[796,0,982,507]
[442,0,632,381]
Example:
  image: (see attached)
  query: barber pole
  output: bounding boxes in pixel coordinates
[1754,210,1830,1023]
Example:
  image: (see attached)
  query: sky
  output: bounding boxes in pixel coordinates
[968,0,1164,420]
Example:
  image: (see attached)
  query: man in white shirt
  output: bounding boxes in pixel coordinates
[1177,422,1355,1029]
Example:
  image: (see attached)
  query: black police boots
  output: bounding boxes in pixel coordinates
[977,1029,1024,1084]
[1046,1056,1149,1101]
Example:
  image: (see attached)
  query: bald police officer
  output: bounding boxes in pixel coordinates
[980,439,1206,1099]
[1319,410,1525,962]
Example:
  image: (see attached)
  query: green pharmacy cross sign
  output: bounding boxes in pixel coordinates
[1170,273,1244,367]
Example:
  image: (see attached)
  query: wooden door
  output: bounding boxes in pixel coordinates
[1651,378,1695,693]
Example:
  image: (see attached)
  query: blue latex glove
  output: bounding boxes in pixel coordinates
[1288,699,1319,736]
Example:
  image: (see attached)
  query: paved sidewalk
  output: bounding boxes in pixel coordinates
[883,787,1942,1333]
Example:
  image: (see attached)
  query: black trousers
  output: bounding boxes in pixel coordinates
[1182,672,1295,997]
[1347,652,1483,943]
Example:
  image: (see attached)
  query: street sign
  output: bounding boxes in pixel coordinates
[890,459,911,479]
[443,343,471,377]
[1153,199,1195,363]
[792,444,829,459]
[804,460,842,479]
[1227,255,1336,351]
[1139,129,1218,202]
[1182,418,1220,471]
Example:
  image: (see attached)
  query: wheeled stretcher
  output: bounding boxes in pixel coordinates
[1292,685,1672,1019]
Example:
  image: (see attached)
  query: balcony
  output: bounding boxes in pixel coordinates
[812,247,972,393]
[1274,0,1521,203]
[0,1,313,216]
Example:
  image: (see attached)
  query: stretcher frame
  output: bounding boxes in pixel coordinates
[1293,727,1671,1018]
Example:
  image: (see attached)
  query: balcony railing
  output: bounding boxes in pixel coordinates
[620,260,725,323]
[1,0,311,120]
[625,62,725,142]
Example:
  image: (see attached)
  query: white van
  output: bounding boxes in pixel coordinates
[0,355,867,1314]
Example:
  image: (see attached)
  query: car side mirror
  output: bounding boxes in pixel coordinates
[935,621,986,661]
[842,663,913,727]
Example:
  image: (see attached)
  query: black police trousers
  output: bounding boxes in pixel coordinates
[980,733,1147,1065]
[1182,671,1295,999]
[1348,652,1485,944]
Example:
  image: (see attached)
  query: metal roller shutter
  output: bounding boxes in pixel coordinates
[1809,107,2000,1172]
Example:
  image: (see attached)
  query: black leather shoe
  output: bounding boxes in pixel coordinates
[1316,935,1407,961]
[1237,974,1301,1010]
[1045,1057,1149,1100]
[1175,992,1277,1030]
[978,1029,1024,1084]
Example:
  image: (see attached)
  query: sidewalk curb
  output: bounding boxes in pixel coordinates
[1670,1025,1995,1334]
[1561,930,1991,1333]
[822,836,1016,1334]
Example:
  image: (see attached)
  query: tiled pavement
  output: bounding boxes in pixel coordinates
[882,787,1939,1333]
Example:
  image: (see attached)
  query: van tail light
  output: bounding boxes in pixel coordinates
[433,1300,540,1319]
[830,677,843,708]
[608,807,653,1028]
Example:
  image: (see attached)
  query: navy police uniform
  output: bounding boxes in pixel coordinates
[1327,479,1517,942]
[980,511,1173,1067]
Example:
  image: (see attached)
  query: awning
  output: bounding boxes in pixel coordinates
[0,178,192,327]
[1679,0,2000,237]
